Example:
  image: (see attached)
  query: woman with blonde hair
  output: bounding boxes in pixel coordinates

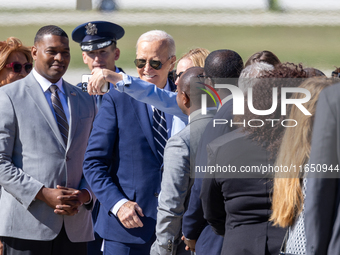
[270,77,337,255]
[173,47,210,85]
[0,37,32,86]
[167,47,210,134]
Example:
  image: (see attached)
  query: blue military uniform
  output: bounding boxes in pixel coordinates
[72,20,125,255]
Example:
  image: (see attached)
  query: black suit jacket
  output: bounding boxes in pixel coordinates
[201,129,286,255]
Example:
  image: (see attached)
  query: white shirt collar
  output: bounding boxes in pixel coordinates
[32,68,64,94]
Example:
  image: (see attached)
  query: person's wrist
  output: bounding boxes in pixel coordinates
[35,186,47,201]
[80,189,91,204]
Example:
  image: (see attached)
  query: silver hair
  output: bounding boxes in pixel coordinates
[238,62,274,94]
[136,30,176,58]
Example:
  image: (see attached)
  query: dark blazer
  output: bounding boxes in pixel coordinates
[200,129,286,255]
[83,79,175,245]
[182,99,233,255]
[305,83,340,255]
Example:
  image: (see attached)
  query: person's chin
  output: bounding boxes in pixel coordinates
[48,68,66,79]
[50,65,66,73]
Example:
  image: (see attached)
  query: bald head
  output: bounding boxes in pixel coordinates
[179,67,204,96]
[177,66,215,114]
[204,49,243,79]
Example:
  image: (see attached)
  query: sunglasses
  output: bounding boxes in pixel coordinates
[332,71,340,78]
[134,57,171,70]
[5,62,33,74]
[174,71,184,81]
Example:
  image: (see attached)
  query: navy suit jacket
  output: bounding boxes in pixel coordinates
[182,99,234,255]
[83,79,175,244]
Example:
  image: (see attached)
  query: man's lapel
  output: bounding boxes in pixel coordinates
[63,81,79,152]
[25,73,66,150]
[129,97,161,164]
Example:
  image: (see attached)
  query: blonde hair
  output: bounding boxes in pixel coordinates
[178,48,210,68]
[270,77,336,228]
[0,37,32,71]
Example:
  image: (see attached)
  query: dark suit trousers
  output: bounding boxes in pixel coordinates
[103,234,156,255]
[1,224,87,255]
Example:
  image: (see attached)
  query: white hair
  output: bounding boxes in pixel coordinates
[136,30,176,57]
[238,62,274,94]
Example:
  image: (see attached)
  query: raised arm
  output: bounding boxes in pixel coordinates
[88,68,187,121]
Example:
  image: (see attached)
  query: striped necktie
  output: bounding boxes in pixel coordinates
[152,108,168,161]
[49,85,69,146]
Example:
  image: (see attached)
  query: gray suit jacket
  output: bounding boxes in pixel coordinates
[305,83,340,255]
[0,72,96,242]
[150,110,216,255]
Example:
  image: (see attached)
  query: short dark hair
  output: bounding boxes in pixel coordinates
[244,50,281,67]
[239,62,308,156]
[34,25,68,44]
[180,67,215,107]
[204,49,244,79]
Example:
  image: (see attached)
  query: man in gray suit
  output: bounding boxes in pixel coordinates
[305,83,340,255]
[150,67,216,255]
[0,25,96,255]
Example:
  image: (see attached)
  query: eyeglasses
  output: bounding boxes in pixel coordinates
[5,62,33,74]
[134,57,171,70]
[197,73,206,79]
[332,71,340,78]
[174,71,184,81]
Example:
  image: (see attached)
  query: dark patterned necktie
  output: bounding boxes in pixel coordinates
[152,108,168,161]
[49,85,69,146]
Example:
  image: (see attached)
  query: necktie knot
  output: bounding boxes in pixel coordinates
[49,84,58,94]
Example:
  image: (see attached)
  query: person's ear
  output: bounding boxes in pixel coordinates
[31,46,38,61]
[82,52,88,64]
[114,48,120,61]
[182,92,190,106]
[170,55,176,70]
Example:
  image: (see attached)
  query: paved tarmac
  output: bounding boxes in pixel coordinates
[1,10,340,26]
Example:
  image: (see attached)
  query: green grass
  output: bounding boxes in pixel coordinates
[1,25,339,74]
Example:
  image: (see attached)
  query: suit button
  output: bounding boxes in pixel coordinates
[154,192,159,198]
[167,240,172,252]
[66,156,70,161]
